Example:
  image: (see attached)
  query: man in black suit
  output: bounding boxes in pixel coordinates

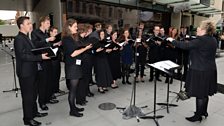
[31,16,59,111]
[148,25,162,82]
[14,16,49,126]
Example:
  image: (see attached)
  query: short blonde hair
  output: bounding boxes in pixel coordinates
[200,20,216,35]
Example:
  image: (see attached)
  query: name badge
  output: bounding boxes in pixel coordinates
[76,59,81,65]
[136,53,139,56]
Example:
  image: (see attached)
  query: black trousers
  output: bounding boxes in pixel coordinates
[122,64,131,82]
[76,77,90,102]
[136,61,145,78]
[149,67,160,79]
[19,75,38,121]
[52,60,61,93]
[37,61,53,105]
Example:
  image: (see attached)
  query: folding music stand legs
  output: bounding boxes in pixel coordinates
[157,75,178,113]
[116,76,147,122]
[140,72,164,126]
[1,48,19,97]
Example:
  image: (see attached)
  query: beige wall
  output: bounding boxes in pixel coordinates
[193,15,208,27]
[182,13,191,27]
[209,0,222,24]
[32,0,62,31]
[171,12,181,28]
[170,0,223,29]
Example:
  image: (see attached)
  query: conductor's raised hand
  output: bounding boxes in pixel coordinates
[41,53,50,60]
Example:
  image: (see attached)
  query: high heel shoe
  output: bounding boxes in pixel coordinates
[185,115,202,122]
[98,88,105,93]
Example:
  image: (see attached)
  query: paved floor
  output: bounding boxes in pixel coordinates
[0,45,224,126]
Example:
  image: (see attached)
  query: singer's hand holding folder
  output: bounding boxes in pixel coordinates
[31,46,58,57]
[50,33,61,43]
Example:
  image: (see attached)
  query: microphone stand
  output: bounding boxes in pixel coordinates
[1,47,19,97]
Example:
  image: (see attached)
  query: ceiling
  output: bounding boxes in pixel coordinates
[0,0,40,11]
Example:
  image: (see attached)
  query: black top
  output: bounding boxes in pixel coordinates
[173,35,217,71]
[31,29,51,48]
[148,34,162,63]
[14,32,42,78]
[62,36,82,65]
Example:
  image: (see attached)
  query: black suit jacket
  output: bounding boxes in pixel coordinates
[14,32,42,78]
[173,34,217,71]
[31,29,51,48]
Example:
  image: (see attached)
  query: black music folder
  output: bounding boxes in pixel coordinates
[31,46,58,57]
[51,33,61,43]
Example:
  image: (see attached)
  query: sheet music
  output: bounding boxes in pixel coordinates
[118,42,125,47]
[148,60,180,73]
[51,47,58,55]
[105,43,111,47]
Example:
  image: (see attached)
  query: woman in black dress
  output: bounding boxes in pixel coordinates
[62,19,92,117]
[167,20,217,122]
[120,29,133,84]
[94,30,113,93]
[108,31,122,88]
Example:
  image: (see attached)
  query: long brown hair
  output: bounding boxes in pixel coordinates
[62,18,78,40]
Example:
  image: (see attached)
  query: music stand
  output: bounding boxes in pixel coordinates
[1,47,19,97]
[116,40,148,122]
[149,60,180,113]
[139,63,167,126]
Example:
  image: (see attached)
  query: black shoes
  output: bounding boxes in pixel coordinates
[156,78,162,82]
[24,119,41,126]
[149,78,153,82]
[57,89,65,94]
[126,81,131,85]
[51,94,57,100]
[75,107,85,112]
[103,88,109,92]
[76,101,86,106]
[202,112,208,118]
[39,104,48,111]
[98,88,105,94]
[87,92,94,97]
[69,111,83,117]
[47,99,59,104]
[165,79,173,84]
[185,115,202,122]
[35,112,48,118]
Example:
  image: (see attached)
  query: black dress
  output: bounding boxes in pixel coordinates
[108,42,122,80]
[62,36,83,79]
[173,35,217,98]
[94,40,113,87]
